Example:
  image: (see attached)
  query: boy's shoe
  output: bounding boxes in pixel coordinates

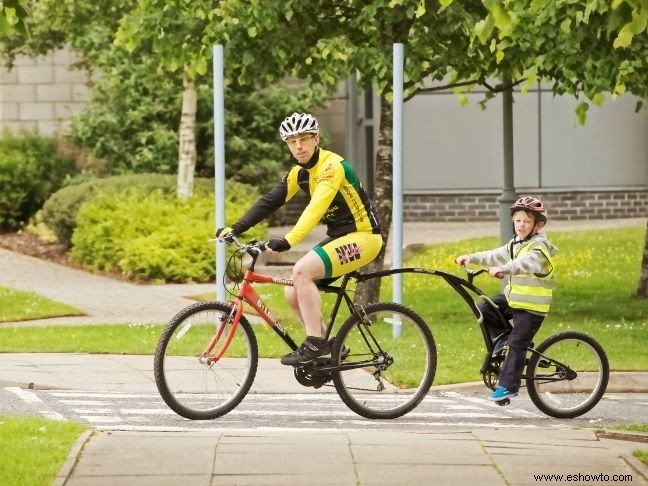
[488,385,518,402]
[281,337,330,366]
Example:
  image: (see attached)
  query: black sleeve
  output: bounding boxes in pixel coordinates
[231,175,289,235]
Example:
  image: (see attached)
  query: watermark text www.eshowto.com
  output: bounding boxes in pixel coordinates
[534,473,634,482]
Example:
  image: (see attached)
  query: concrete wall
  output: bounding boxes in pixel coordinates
[0,47,89,136]
[402,87,648,192]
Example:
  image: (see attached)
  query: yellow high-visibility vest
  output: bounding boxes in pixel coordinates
[506,242,555,314]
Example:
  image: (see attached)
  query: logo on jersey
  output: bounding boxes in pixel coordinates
[315,163,335,183]
[336,243,362,265]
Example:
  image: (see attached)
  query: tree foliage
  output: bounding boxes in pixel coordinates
[0,0,30,38]
[476,0,648,121]
[1,0,326,192]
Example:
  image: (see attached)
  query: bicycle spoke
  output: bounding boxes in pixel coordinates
[154,302,258,420]
[332,303,436,419]
[526,331,608,418]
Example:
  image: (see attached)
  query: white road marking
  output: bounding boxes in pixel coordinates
[60,400,111,405]
[80,415,124,424]
[5,387,66,421]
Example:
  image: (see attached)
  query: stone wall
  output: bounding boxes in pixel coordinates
[0,47,89,136]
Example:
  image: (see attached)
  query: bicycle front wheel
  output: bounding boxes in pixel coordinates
[526,331,609,419]
[332,302,436,419]
[154,301,258,420]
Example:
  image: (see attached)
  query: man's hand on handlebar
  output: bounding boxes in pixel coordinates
[215,227,236,243]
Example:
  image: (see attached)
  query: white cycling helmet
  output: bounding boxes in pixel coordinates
[279,112,319,141]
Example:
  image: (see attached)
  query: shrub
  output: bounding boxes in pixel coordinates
[70,182,266,282]
[0,130,76,230]
[41,173,214,247]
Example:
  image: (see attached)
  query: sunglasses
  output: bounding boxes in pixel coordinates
[285,135,315,147]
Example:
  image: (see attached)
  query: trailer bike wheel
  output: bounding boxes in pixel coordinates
[526,331,609,419]
[154,301,258,420]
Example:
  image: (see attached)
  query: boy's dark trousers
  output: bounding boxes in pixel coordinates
[478,294,544,392]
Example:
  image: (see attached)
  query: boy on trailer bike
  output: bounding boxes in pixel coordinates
[455,196,558,404]
[217,112,383,366]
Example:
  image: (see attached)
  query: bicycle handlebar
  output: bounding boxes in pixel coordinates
[210,236,268,254]
[461,263,504,283]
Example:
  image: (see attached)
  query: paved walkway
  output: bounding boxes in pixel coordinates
[0,218,646,485]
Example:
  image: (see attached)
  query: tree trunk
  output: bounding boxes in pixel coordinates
[636,219,648,298]
[354,97,393,307]
[177,73,197,201]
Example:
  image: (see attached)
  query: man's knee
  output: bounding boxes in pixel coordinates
[291,253,324,283]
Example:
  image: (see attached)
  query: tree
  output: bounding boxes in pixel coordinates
[126,0,498,304]
[476,0,648,296]
[116,0,648,301]
[1,0,324,194]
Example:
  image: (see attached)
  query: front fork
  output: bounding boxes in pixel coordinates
[200,301,239,365]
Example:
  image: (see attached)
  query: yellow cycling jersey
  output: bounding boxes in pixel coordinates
[231,148,381,246]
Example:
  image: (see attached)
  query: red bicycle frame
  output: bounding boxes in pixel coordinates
[202,267,299,363]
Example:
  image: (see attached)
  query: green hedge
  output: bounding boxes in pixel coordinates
[0,130,76,230]
[70,182,266,283]
[41,173,214,247]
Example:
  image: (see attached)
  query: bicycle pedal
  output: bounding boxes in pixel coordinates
[538,359,551,368]
[496,398,511,406]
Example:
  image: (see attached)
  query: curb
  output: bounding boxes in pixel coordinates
[54,428,94,486]
[622,454,648,482]
[596,430,648,481]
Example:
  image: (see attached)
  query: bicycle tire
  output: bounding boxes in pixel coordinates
[154,301,258,420]
[526,331,609,419]
[331,302,436,419]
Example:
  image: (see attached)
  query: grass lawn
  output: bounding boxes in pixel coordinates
[0,415,87,485]
[0,286,84,323]
[0,227,645,385]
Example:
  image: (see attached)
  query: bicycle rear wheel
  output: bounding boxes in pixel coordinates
[526,331,609,419]
[332,302,436,419]
[154,301,258,420]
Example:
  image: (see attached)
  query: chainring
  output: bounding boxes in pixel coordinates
[293,363,332,389]
[482,355,505,391]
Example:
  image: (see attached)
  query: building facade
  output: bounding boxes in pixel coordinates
[0,47,89,136]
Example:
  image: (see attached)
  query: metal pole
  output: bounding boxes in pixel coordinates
[214,45,226,302]
[499,80,516,245]
[392,43,404,337]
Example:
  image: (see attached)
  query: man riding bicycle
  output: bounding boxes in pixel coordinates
[217,112,383,365]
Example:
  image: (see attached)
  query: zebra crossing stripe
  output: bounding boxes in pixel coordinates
[5,387,66,421]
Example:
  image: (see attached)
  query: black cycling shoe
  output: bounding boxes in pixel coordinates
[281,337,331,366]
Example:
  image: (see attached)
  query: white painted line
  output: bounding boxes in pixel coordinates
[5,387,42,404]
[443,405,482,411]
[80,416,124,424]
[5,387,66,421]
[119,409,176,415]
[60,400,110,405]
[73,408,113,414]
[441,391,540,418]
